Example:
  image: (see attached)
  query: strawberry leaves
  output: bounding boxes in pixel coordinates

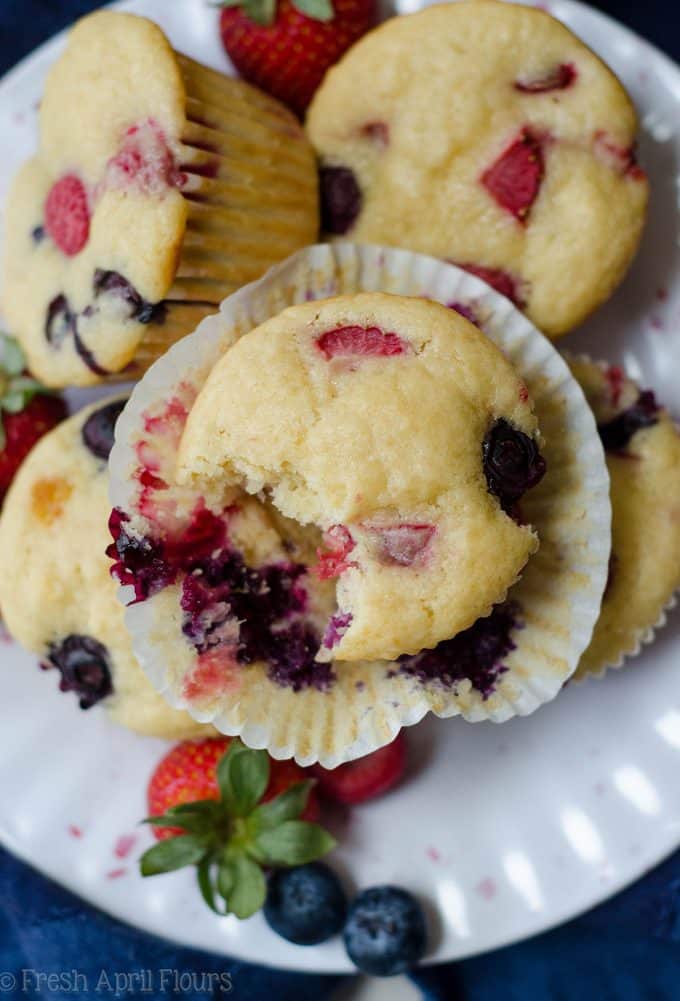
[0,335,52,449]
[140,739,336,918]
[217,0,333,28]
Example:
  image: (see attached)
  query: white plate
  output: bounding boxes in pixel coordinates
[0,0,679,975]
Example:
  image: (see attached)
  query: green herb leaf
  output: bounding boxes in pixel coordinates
[229,747,270,817]
[0,336,26,377]
[216,739,249,805]
[227,855,267,919]
[140,835,208,876]
[143,804,220,837]
[291,0,334,22]
[197,859,227,915]
[255,821,336,866]
[240,0,277,26]
[251,780,313,829]
[217,858,236,899]
[2,391,28,414]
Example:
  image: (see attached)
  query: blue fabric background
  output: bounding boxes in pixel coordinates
[0,1,679,998]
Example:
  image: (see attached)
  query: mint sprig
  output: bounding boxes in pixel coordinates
[217,0,334,28]
[140,739,336,918]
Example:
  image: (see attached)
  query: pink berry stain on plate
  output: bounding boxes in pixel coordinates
[114,834,138,859]
[67,824,83,839]
[106,868,127,880]
[476,877,498,901]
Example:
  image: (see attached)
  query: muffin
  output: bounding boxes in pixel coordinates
[173,293,546,662]
[0,396,213,738]
[107,243,611,764]
[2,11,318,387]
[567,358,680,679]
[306,1,648,339]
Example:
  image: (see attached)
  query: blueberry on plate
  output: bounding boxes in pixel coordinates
[343,885,427,976]
[264,862,347,945]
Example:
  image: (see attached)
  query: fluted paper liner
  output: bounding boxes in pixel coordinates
[563,352,679,684]
[110,244,611,766]
[126,54,318,380]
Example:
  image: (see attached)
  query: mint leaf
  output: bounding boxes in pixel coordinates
[255,821,336,866]
[197,859,227,915]
[241,0,277,26]
[251,780,313,829]
[227,855,267,919]
[229,747,270,816]
[140,835,208,876]
[291,0,334,22]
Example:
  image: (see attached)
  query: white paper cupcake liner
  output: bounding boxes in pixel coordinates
[562,351,680,683]
[109,243,611,766]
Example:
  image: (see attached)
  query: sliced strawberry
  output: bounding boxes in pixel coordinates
[457,263,527,309]
[316,326,410,360]
[593,131,646,181]
[312,732,407,805]
[365,523,436,567]
[313,525,357,580]
[515,63,576,93]
[44,175,90,256]
[481,129,545,223]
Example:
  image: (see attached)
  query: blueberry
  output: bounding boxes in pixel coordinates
[93,269,166,325]
[45,294,76,347]
[319,166,362,235]
[264,863,347,945]
[81,400,127,461]
[482,418,546,511]
[597,391,659,451]
[46,635,113,709]
[343,885,427,976]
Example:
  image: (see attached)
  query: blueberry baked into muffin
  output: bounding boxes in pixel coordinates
[306,1,648,338]
[113,292,546,674]
[2,11,318,387]
[567,357,680,678]
[0,397,213,738]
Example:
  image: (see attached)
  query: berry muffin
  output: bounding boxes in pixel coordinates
[2,11,318,388]
[567,358,680,679]
[306,1,648,339]
[176,293,546,662]
[0,397,213,738]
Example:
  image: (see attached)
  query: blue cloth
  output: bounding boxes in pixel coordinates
[1,2,679,999]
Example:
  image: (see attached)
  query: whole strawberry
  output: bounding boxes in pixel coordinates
[142,738,334,918]
[218,0,377,116]
[0,335,66,504]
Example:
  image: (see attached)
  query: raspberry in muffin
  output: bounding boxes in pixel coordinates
[2,11,318,387]
[306,1,648,339]
[0,397,214,738]
[176,293,546,662]
[567,357,680,679]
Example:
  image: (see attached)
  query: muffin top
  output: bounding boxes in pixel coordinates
[177,293,545,662]
[567,357,680,679]
[0,396,211,738]
[306,0,648,339]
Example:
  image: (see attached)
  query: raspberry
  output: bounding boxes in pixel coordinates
[481,129,545,223]
[316,326,410,360]
[44,175,90,256]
